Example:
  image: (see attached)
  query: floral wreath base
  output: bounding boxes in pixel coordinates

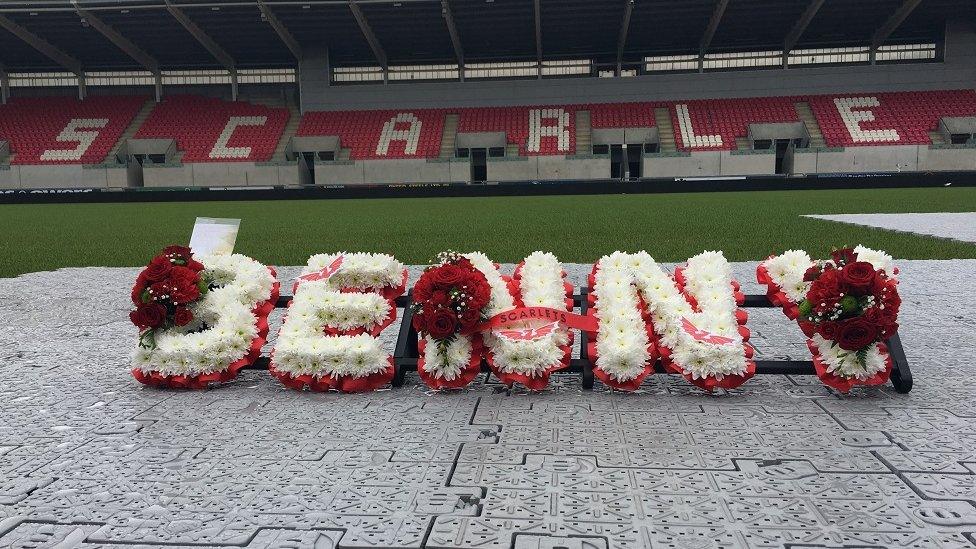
[417,336,485,390]
[807,339,893,393]
[269,357,396,393]
[132,267,280,389]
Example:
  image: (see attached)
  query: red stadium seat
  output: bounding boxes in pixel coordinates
[134,95,289,162]
[808,90,976,147]
[0,96,146,164]
[456,105,577,156]
[668,97,800,151]
[587,102,659,129]
[298,109,446,159]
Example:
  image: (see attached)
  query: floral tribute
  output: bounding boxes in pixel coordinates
[270,252,408,392]
[130,246,279,389]
[758,245,900,392]
[587,251,754,391]
[414,251,573,390]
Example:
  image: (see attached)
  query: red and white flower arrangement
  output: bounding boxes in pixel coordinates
[412,251,493,389]
[270,252,407,392]
[130,246,279,388]
[758,245,900,392]
[588,251,753,391]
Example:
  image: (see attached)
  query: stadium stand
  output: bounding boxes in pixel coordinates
[0,96,146,164]
[457,106,578,156]
[670,97,800,151]
[297,109,446,160]
[134,95,289,162]
[809,90,976,147]
[587,102,660,130]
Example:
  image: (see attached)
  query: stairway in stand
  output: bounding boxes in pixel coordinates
[575,110,591,155]
[794,102,826,148]
[104,98,156,164]
[272,102,302,161]
[654,107,677,152]
[929,131,946,145]
[439,114,459,158]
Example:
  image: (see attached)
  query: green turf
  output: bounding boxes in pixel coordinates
[2,187,975,277]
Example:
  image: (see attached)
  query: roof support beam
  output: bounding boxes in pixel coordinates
[615,0,634,76]
[163,0,238,98]
[870,0,923,63]
[0,63,8,104]
[72,2,163,99]
[782,0,825,67]
[440,0,464,81]
[0,14,83,77]
[257,0,302,61]
[533,0,542,78]
[349,1,388,81]
[698,0,729,72]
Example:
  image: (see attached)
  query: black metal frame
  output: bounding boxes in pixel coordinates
[255,289,913,393]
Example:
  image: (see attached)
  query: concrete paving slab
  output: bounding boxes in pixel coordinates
[805,212,976,243]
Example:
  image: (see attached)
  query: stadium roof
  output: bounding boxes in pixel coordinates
[0,0,972,73]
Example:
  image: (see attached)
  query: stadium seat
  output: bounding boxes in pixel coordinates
[457,105,578,155]
[298,109,446,159]
[0,96,146,164]
[134,95,289,162]
[808,90,976,146]
[669,97,800,151]
[587,102,659,129]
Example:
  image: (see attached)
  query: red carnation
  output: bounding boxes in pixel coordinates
[163,245,193,261]
[427,310,458,339]
[840,261,877,294]
[412,311,427,332]
[798,320,817,338]
[432,264,466,289]
[131,271,150,305]
[173,306,194,327]
[831,248,857,265]
[802,265,821,282]
[144,255,173,282]
[413,274,435,302]
[130,302,166,330]
[459,308,481,329]
[818,320,839,341]
[836,317,879,351]
[430,290,450,308]
[807,268,842,311]
[187,259,205,272]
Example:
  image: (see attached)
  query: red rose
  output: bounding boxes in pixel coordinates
[131,271,150,305]
[144,255,173,282]
[163,245,193,262]
[432,264,466,289]
[427,310,458,339]
[171,282,200,304]
[836,317,879,351]
[862,307,883,324]
[130,303,166,329]
[173,306,194,327]
[818,320,839,340]
[840,261,877,293]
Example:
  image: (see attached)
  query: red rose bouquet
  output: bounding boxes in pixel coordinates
[412,252,493,389]
[793,247,901,391]
[130,245,210,349]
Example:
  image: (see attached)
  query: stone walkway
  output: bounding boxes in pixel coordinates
[805,212,976,243]
[1,261,975,548]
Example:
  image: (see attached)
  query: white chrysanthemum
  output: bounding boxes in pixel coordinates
[761,250,813,303]
[273,254,401,380]
[854,245,896,278]
[811,334,888,380]
[132,254,275,377]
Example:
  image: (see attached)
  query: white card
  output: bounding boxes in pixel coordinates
[189,217,240,256]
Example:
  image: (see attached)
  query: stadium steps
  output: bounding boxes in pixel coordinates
[337,148,351,160]
[654,107,677,152]
[794,101,826,148]
[105,98,156,164]
[439,114,459,158]
[929,131,946,145]
[505,143,520,157]
[735,137,752,150]
[575,110,592,154]
[272,102,302,161]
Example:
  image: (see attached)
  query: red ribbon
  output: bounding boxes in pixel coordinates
[479,306,598,333]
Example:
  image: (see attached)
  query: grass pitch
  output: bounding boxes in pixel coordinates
[2,187,975,277]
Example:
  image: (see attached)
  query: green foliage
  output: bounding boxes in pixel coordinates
[2,187,976,277]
